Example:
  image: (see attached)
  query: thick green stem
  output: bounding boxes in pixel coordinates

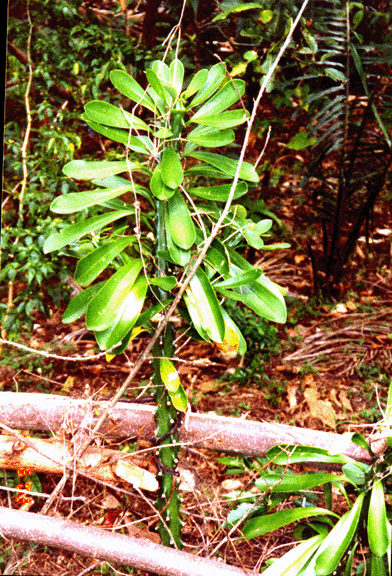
[152,199,183,549]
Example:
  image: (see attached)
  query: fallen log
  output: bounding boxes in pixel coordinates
[0,507,251,576]
[0,392,372,463]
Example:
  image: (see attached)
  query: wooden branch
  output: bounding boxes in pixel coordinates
[0,393,372,463]
[0,507,250,576]
[0,435,158,491]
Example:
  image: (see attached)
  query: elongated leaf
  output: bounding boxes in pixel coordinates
[161,148,184,189]
[255,473,344,493]
[43,210,133,253]
[169,58,184,96]
[204,239,230,275]
[95,274,147,350]
[188,62,226,108]
[149,276,177,291]
[74,236,134,286]
[243,508,338,540]
[62,282,105,324]
[146,68,169,103]
[63,160,148,180]
[191,79,245,120]
[168,384,188,412]
[160,358,181,393]
[186,126,235,148]
[82,117,153,155]
[86,259,143,331]
[260,534,324,576]
[110,70,156,112]
[187,151,259,183]
[189,181,248,202]
[213,2,262,22]
[215,269,262,289]
[227,250,286,323]
[371,553,388,576]
[164,208,191,266]
[314,492,365,575]
[182,69,209,99]
[84,101,150,132]
[150,165,177,200]
[186,267,225,342]
[368,480,390,557]
[218,310,247,355]
[266,445,350,467]
[188,109,248,129]
[50,185,134,214]
[167,190,195,250]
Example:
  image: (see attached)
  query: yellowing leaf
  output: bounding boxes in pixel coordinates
[106,354,115,363]
[160,358,181,392]
[215,325,239,355]
[59,376,75,396]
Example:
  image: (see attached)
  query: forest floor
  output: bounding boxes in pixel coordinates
[1,159,392,575]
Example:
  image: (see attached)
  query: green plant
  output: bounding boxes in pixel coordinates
[43,52,290,547]
[224,382,392,575]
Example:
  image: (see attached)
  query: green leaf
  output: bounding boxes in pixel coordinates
[150,165,177,200]
[187,151,259,183]
[149,276,177,291]
[43,211,133,253]
[146,68,169,103]
[186,126,235,148]
[169,58,184,96]
[368,480,391,557]
[169,384,188,412]
[243,508,337,540]
[188,109,248,129]
[215,269,262,289]
[74,236,134,287]
[110,70,156,112]
[86,259,143,331]
[160,358,181,392]
[266,445,349,467]
[167,190,195,250]
[62,282,105,324]
[255,473,344,493]
[260,534,324,576]
[164,208,191,266]
[94,274,147,350]
[84,100,150,132]
[228,259,287,323]
[314,492,365,575]
[182,69,209,99]
[160,148,184,189]
[204,239,230,275]
[287,130,317,150]
[189,182,248,202]
[371,553,388,576]
[63,160,147,180]
[324,67,347,83]
[185,267,225,342]
[82,117,153,155]
[50,185,134,214]
[188,62,226,108]
[212,2,262,22]
[191,79,245,120]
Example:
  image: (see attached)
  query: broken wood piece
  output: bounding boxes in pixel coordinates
[0,435,158,492]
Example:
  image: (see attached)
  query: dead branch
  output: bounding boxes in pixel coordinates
[0,392,372,463]
[0,507,251,576]
[0,435,158,492]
